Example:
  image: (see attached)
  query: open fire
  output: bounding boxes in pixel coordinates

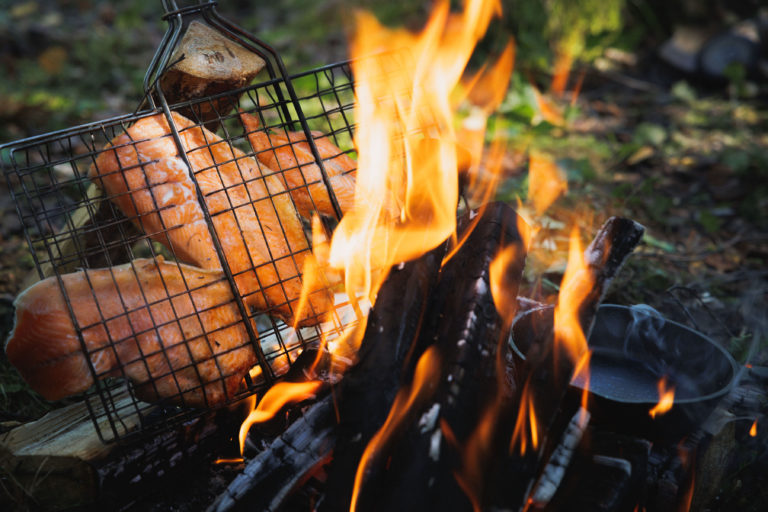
[210,0,729,511]
[0,0,749,511]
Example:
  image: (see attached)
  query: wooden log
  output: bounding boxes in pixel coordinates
[346,202,528,512]
[208,394,335,512]
[159,20,266,128]
[211,244,447,512]
[0,384,242,511]
[0,385,143,509]
[495,216,646,509]
[321,243,448,507]
[579,217,645,340]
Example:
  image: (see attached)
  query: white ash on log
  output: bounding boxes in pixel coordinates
[208,394,336,512]
[332,202,528,512]
[528,407,591,508]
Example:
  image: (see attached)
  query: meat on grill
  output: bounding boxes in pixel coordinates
[239,111,357,219]
[89,111,333,326]
[5,258,255,407]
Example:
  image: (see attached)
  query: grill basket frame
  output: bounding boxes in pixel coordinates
[0,2,376,443]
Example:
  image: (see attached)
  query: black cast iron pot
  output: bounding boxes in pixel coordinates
[510,304,738,442]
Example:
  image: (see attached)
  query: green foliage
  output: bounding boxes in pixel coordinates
[545,0,624,58]
[510,0,626,68]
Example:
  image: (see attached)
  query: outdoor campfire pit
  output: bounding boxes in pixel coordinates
[0,1,763,512]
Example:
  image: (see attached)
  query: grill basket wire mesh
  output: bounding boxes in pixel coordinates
[0,3,377,442]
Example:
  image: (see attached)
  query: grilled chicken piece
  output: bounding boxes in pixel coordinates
[90,111,333,326]
[5,258,255,407]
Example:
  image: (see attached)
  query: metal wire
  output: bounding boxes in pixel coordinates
[0,5,369,443]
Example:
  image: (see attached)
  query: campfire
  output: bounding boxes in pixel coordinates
[0,1,754,511]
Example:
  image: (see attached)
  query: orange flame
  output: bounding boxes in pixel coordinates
[750,419,758,437]
[510,380,539,456]
[350,346,441,512]
[553,227,592,364]
[550,51,573,97]
[330,0,504,305]
[528,152,567,215]
[571,350,592,428]
[489,243,522,326]
[649,376,675,419]
[680,470,695,512]
[531,83,564,126]
[236,381,322,456]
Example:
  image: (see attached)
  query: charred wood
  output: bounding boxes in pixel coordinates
[207,394,336,512]
[545,429,651,512]
[211,245,445,512]
[580,217,645,340]
[528,407,591,508]
[344,202,527,512]
[496,216,645,509]
[319,243,447,511]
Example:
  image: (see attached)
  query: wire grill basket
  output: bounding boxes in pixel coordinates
[1,1,373,443]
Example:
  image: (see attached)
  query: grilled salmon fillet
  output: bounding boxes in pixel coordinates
[5,258,255,407]
[89,112,333,326]
[239,111,357,219]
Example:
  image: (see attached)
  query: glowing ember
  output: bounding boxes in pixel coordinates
[750,419,758,437]
[649,376,675,419]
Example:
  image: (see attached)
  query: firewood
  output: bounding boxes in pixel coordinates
[495,216,645,509]
[0,384,240,511]
[580,216,645,340]
[344,202,528,512]
[210,245,446,512]
[527,407,590,508]
[208,394,336,512]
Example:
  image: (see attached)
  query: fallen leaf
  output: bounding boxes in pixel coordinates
[37,46,68,76]
[626,145,654,166]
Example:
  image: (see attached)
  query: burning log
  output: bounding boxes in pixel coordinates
[208,394,336,512]
[210,244,446,511]
[527,407,591,508]
[497,216,646,508]
[579,217,645,339]
[336,202,528,512]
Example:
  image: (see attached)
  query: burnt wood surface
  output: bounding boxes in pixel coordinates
[580,217,645,340]
[496,215,646,509]
[210,244,446,512]
[207,394,336,512]
[340,202,527,512]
